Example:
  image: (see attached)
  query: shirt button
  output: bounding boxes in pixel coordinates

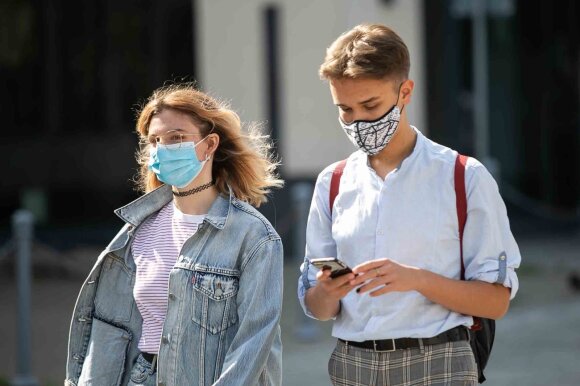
[377,230,384,236]
[500,255,506,261]
[168,293,176,300]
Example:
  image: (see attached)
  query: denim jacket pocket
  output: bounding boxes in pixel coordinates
[191,266,239,334]
[94,256,134,323]
[78,317,131,386]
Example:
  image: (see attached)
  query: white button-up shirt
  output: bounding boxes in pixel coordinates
[298,128,521,341]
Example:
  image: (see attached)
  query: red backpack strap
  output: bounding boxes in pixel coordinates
[455,154,482,330]
[329,159,347,214]
[454,154,468,280]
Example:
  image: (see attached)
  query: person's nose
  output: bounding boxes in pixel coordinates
[344,109,373,123]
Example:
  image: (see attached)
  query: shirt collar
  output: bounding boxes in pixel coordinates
[359,125,424,171]
[114,184,232,229]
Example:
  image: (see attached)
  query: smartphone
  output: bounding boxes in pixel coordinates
[310,257,353,279]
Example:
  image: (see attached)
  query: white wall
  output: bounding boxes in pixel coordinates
[198,0,426,177]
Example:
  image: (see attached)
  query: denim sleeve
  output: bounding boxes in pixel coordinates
[463,161,521,299]
[297,166,337,319]
[214,237,283,385]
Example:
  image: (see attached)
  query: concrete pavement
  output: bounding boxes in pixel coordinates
[0,234,579,385]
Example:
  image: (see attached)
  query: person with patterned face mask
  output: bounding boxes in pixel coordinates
[298,24,521,386]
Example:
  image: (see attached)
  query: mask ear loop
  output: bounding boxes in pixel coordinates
[395,80,410,114]
[203,121,217,161]
[394,81,404,112]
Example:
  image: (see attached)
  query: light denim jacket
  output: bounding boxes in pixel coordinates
[65,185,283,386]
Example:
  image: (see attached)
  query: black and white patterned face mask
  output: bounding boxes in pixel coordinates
[339,80,405,156]
[339,103,403,155]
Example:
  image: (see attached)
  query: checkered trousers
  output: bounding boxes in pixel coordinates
[328,339,478,386]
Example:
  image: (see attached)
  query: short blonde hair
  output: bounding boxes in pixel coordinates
[135,83,283,207]
[319,23,410,82]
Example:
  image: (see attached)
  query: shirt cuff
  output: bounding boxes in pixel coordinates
[469,252,519,299]
[298,259,321,320]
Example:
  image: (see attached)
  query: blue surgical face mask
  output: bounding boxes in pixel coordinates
[148,137,209,188]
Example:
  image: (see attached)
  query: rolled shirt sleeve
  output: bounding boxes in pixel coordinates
[463,159,521,299]
[297,164,338,319]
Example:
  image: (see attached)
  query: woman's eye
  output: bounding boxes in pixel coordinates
[339,106,351,112]
[364,105,377,111]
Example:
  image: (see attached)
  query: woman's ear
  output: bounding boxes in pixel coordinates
[206,133,220,158]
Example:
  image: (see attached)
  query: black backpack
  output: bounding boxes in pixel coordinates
[329,155,496,383]
[455,154,495,383]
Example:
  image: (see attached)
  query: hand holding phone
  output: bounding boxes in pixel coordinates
[310,257,353,279]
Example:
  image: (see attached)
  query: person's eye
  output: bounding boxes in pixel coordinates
[162,133,182,145]
[364,105,377,111]
[338,106,352,112]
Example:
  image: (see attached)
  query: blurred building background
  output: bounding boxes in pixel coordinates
[1,0,579,385]
[1,0,578,249]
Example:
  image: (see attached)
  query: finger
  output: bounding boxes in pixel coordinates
[369,285,393,297]
[321,280,356,300]
[352,259,390,274]
[317,269,341,283]
[350,267,385,286]
[335,281,359,297]
[328,272,356,288]
[316,269,331,281]
[349,271,373,286]
[356,278,388,294]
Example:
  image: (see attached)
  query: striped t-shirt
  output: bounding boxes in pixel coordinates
[131,201,205,354]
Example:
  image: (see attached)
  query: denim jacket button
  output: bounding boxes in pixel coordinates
[162,336,169,344]
[168,293,176,300]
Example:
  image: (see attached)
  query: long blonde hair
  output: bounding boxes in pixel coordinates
[135,83,283,207]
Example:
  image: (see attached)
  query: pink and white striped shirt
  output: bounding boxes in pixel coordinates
[131,201,205,354]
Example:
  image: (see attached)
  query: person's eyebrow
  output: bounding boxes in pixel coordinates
[335,96,380,108]
[358,96,380,105]
[147,128,187,140]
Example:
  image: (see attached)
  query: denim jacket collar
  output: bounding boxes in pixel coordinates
[114,184,232,229]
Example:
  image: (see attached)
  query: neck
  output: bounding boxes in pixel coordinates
[368,121,417,178]
[173,181,219,215]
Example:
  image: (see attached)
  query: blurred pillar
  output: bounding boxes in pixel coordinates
[263,5,283,171]
[190,0,199,82]
[11,210,38,386]
[472,0,501,181]
[451,0,516,181]
[471,0,489,161]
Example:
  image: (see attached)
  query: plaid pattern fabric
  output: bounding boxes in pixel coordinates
[328,339,478,386]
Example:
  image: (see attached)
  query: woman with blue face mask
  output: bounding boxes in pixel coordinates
[65,84,284,386]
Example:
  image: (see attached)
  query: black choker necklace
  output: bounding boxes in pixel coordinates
[172,180,215,197]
